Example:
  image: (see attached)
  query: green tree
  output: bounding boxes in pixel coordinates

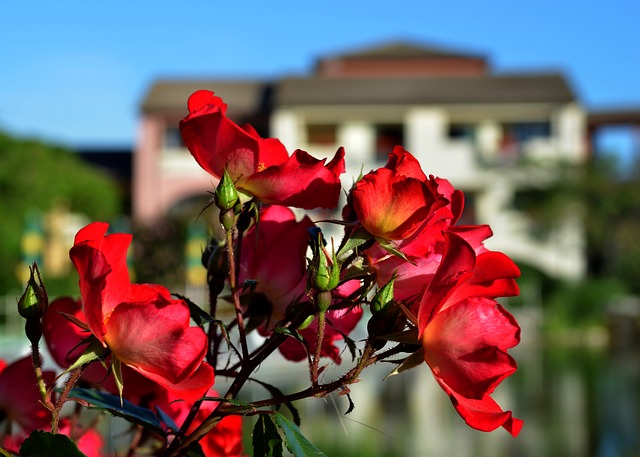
[0,132,122,295]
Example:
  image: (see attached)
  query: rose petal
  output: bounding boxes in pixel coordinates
[423,297,519,399]
[243,148,345,209]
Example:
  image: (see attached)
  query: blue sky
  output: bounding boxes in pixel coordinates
[1,1,639,153]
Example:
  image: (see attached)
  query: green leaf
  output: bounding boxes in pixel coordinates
[252,415,283,457]
[20,430,88,457]
[337,227,372,261]
[68,387,165,435]
[273,412,327,457]
[0,448,13,457]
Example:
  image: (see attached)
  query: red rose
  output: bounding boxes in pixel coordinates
[351,146,449,240]
[180,90,345,209]
[69,222,213,401]
[418,232,523,436]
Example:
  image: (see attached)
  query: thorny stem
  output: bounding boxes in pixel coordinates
[165,307,313,456]
[166,337,400,457]
[51,367,83,434]
[310,311,326,388]
[225,227,249,360]
[30,342,53,410]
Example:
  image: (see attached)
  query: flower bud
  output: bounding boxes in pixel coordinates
[370,276,395,314]
[309,228,340,292]
[18,263,48,320]
[367,278,404,350]
[215,169,239,211]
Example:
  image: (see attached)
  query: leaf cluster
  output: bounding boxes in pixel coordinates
[0,132,121,294]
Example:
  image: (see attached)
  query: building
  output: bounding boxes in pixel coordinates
[134,41,588,281]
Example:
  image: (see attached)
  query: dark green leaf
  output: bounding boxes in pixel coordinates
[252,415,283,457]
[273,412,327,457]
[185,443,206,457]
[68,388,164,435]
[155,406,179,432]
[20,430,88,457]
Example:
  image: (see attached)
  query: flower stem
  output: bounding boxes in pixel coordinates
[51,367,83,434]
[225,227,249,360]
[30,341,53,410]
[311,311,326,388]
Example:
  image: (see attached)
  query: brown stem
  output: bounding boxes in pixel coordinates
[51,368,83,434]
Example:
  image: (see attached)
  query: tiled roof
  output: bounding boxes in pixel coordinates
[140,80,269,116]
[276,73,576,106]
[140,74,576,114]
[322,40,485,60]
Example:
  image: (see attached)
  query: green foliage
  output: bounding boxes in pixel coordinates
[512,154,640,296]
[545,277,628,328]
[253,413,327,457]
[68,388,166,435]
[131,215,189,288]
[20,430,88,457]
[0,132,121,294]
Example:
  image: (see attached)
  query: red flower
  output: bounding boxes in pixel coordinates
[69,222,214,401]
[159,388,245,457]
[239,206,362,362]
[180,90,345,209]
[0,356,54,433]
[239,205,313,330]
[351,146,449,240]
[59,420,106,457]
[418,232,523,435]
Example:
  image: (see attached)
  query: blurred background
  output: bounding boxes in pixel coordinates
[1,1,639,456]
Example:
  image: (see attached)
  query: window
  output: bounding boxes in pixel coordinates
[503,122,551,143]
[164,127,185,149]
[448,123,476,140]
[375,124,404,162]
[306,124,337,145]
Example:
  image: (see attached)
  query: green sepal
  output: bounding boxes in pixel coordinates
[377,327,419,344]
[384,347,425,379]
[64,336,108,374]
[215,168,239,211]
[374,237,412,263]
[112,357,125,406]
[337,227,372,261]
[371,276,396,313]
[18,263,48,321]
